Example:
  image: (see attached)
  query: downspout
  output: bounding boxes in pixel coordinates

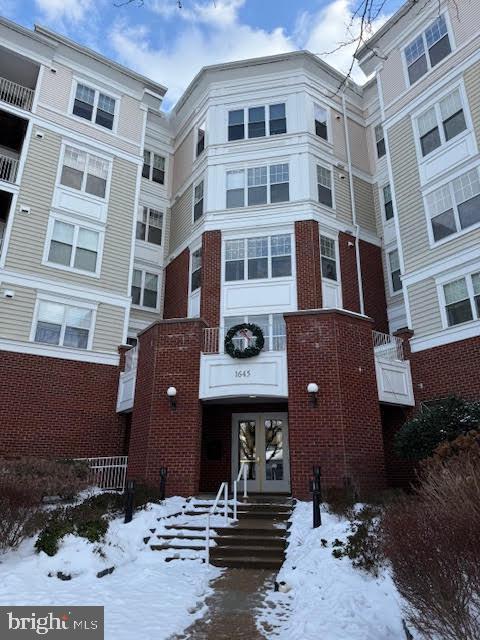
[341,92,365,316]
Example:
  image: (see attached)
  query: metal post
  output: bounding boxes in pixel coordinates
[124,479,135,524]
[243,463,247,498]
[311,466,322,528]
[223,482,228,525]
[233,481,238,521]
[205,512,210,566]
[159,467,168,501]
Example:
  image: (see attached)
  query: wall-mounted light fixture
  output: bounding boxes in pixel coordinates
[307,382,319,407]
[167,386,177,410]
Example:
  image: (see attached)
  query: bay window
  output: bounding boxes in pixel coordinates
[34,300,93,349]
[404,15,451,85]
[226,163,290,208]
[60,146,109,199]
[225,234,292,282]
[47,219,100,274]
[227,103,286,141]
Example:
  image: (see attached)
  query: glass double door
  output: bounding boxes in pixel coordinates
[232,413,290,493]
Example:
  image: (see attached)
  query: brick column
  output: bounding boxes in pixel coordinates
[200,230,222,328]
[128,318,205,495]
[285,309,385,499]
[360,239,388,333]
[164,248,190,319]
[339,232,361,314]
[295,220,322,310]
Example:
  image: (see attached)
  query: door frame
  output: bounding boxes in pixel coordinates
[231,412,290,493]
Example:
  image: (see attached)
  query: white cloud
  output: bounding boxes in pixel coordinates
[35,0,94,25]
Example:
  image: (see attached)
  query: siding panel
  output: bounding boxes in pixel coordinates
[408,279,443,337]
[0,284,36,341]
[169,186,193,253]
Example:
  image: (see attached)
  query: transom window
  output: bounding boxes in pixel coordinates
[191,248,202,292]
[317,165,333,208]
[417,89,467,157]
[404,14,451,85]
[47,219,99,274]
[314,104,328,140]
[426,167,480,242]
[443,272,480,326]
[383,184,394,221]
[375,125,386,158]
[60,146,109,199]
[388,249,402,292]
[227,103,286,141]
[194,180,204,221]
[142,150,165,184]
[34,300,93,349]
[136,207,163,245]
[225,234,292,282]
[226,164,289,208]
[73,83,116,130]
[224,314,286,351]
[320,236,337,281]
[132,269,159,309]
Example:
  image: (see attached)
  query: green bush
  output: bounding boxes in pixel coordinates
[81,492,125,515]
[394,396,480,460]
[35,515,74,557]
[324,486,357,518]
[332,506,385,577]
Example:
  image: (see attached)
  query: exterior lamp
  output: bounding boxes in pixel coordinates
[307,382,319,407]
[167,386,177,410]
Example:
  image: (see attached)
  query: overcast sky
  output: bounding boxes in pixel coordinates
[1,0,404,108]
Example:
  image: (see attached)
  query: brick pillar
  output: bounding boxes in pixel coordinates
[164,248,190,319]
[360,239,388,333]
[200,230,221,327]
[339,232,361,314]
[295,220,322,310]
[285,309,385,499]
[128,318,205,496]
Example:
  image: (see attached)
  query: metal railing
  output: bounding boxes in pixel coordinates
[232,462,248,521]
[203,327,219,354]
[0,76,34,111]
[372,330,404,361]
[0,154,19,183]
[202,326,287,354]
[75,456,128,491]
[124,344,138,372]
[205,481,229,566]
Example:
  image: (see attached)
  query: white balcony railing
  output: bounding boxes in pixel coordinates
[0,154,19,183]
[117,345,138,412]
[0,76,34,111]
[202,326,286,354]
[372,330,404,361]
[75,456,128,491]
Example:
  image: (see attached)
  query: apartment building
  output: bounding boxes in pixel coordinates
[0,0,478,499]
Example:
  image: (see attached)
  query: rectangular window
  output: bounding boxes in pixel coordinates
[60,146,108,199]
[136,207,163,245]
[443,277,473,326]
[375,125,386,158]
[248,236,268,279]
[317,165,333,207]
[388,249,402,292]
[248,106,266,138]
[196,121,206,157]
[247,166,268,206]
[193,180,204,221]
[383,184,394,221]
[34,300,92,349]
[191,248,202,291]
[418,107,441,156]
[405,14,451,85]
[320,236,337,281]
[73,83,116,130]
[426,167,480,242]
[269,164,289,203]
[224,235,292,282]
[225,239,245,281]
[314,104,328,140]
[47,219,99,273]
[223,313,286,351]
[417,89,467,157]
[142,150,165,185]
[228,109,244,141]
[271,234,292,277]
[226,170,245,208]
[269,103,286,135]
[132,269,159,309]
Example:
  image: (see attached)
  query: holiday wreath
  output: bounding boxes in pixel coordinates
[224,322,265,359]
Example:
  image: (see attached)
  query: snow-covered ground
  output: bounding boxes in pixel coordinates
[256,501,409,640]
[0,496,221,640]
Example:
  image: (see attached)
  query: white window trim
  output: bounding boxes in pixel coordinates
[315,161,336,210]
[42,214,105,278]
[68,78,120,135]
[401,11,455,88]
[226,101,288,142]
[192,177,205,224]
[225,162,290,210]
[412,81,474,166]
[380,182,395,225]
[422,161,480,249]
[30,293,97,351]
[131,266,161,312]
[189,243,203,296]
[312,100,332,144]
[223,233,293,284]
[437,268,480,330]
[387,248,403,297]
[319,229,342,307]
[135,205,164,247]
[142,149,167,185]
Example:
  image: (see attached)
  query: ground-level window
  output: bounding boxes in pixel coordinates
[223,313,286,351]
[224,234,292,282]
[388,249,402,292]
[443,272,480,326]
[132,269,159,309]
[33,300,93,349]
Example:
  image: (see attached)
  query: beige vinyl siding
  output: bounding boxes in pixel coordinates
[372,185,397,307]
[408,278,443,338]
[6,131,136,296]
[38,63,72,114]
[169,185,193,253]
[353,176,376,233]
[332,108,347,162]
[172,129,194,194]
[93,303,125,352]
[449,0,480,49]
[464,61,480,149]
[117,95,144,145]
[389,116,480,274]
[129,308,160,329]
[380,50,407,108]
[348,121,371,174]
[0,284,36,341]
[334,171,352,224]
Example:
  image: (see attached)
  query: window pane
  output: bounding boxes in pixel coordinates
[250,314,269,349]
[142,150,151,179]
[143,273,158,308]
[248,166,267,186]
[444,278,468,305]
[75,84,95,105]
[194,201,204,221]
[270,163,289,201]
[95,109,114,130]
[428,35,451,67]
[136,220,146,241]
[227,170,244,190]
[269,103,286,135]
[49,221,74,266]
[439,90,462,120]
[191,269,201,291]
[271,234,291,256]
[321,256,337,280]
[65,307,92,329]
[248,237,268,258]
[248,186,267,206]
[431,210,456,241]
[472,272,480,296]
[418,108,437,137]
[453,170,480,205]
[425,15,448,47]
[408,54,428,84]
[73,84,94,120]
[61,165,83,191]
[446,299,473,326]
[229,110,244,125]
[85,174,106,198]
[317,165,331,188]
[420,128,441,156]
[318,185,332,207]
[226,239,244,260]
[315,104,327,139]
[272,256,291,277]
[443,110,466,141]
[35,321,61,345]
[227,189,244,208]
[64,327,89,349]
[225,260,244,281]
[427,184,453,217]
[195,181,204,201]
[62,147,86,190]
[248,107,265,138]
[391,269,402,292]
[270,164,289,184]
[405,35,425,66]
[271,183,289,203]
[320,235,335,259]
[389,249,400,272]
[315,120,327,139]
[77,228,98,251]
[374,124,384,143]
[52,220,74,244]
[228,110,245,141]
[248,257,268,279]
[192,248,202,271]
[38,301,64,324]
[458,194,480,230]
[74,248,97,272]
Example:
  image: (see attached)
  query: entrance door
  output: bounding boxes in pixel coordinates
[232,413,290,493]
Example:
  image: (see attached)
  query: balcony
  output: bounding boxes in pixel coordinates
[0,76,34,112]
[0,154,18,183]
[373,331,414,406]
[0,190,13,255]
[0,109,28,185]
[0,46,38,113]
[117,345,138,412]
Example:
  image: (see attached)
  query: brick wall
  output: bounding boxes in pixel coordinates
[295,220,322,310]
[163,248,189,319]
[360,239,389,332]
[128,319,205,495]
[285,309,385,499]
[0,351,126,458]
[200,231,222,327]
[339,232,361,314]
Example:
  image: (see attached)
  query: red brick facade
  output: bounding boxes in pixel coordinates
[0,351,127,458]
[163,248,190,319]
[200,230,222,327]
[360,239,389,333]
[295,220,322,310]
[284,309,386,499]
[339,232,361,314]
